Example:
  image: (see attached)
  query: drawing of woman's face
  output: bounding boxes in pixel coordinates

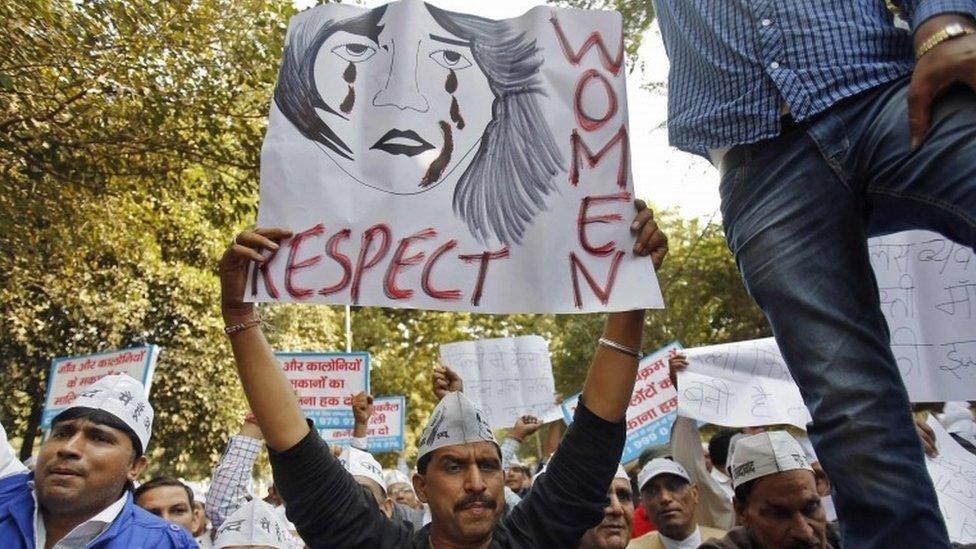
[312,2,494,195]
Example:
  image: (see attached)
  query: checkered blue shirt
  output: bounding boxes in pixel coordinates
[651,0,976,156]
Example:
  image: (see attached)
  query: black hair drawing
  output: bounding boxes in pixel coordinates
[273,2,565,246]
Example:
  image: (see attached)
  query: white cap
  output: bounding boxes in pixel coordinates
[730,431,813,489]
[384,468,412,487]
[613,464,630,482]
[66,374,153,453]
[417,391,497,461]
[339,446,386,493]
[638,458,691,491]
[213,499,292,548]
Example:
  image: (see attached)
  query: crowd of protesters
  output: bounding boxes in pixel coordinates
[1,203,973,549]
[3,0,976,547]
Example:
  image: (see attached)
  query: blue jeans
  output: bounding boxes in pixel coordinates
[719,76,976,548]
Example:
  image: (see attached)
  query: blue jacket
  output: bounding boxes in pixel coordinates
[0,473,197,548]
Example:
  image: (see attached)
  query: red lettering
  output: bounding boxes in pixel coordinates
[550,14,624,76]
[249,245,281,299]
[350,224,392,304]
[578,192,630,256]
[459,248,510,307]
[319,229,353,297]
[422,239,462,300]
[285,224,325,299]
[569,250,625,308]
[570,125,629,188]
[384,228,437,300]
[574,69,617,132]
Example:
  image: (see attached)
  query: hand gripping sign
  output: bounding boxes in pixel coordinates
[251,0,662,313]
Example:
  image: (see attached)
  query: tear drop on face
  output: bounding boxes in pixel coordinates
[445,69,465,130]
[341,61,357,114]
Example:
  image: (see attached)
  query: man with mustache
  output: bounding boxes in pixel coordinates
[216,201,669,548]
[0,374,196,548]
[629,459,726,549]
[576,465,635,549]
[700,432,834,549]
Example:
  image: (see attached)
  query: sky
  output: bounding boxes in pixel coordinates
[291,0,721,220]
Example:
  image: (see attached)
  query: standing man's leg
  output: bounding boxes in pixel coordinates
[719,115,951,547]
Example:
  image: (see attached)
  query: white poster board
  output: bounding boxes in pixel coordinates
[679,338,812,430]
[42,345,161,429]
[924,415,976,543]
[868,231,976,401]
[251,0,662,313]
[320,395,406,453]
[439,335,559,429]
[276,352,370,431]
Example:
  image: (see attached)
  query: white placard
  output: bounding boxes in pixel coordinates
[320,395,406,453]
[42,345,161,429]
[276,352,370,430]
[868,231,976,401]
[925,415,976,543]
[439,335,558,429]
[679,338,812,430]
[250,0,662,313]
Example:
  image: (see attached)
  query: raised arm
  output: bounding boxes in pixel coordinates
[505,200,668,546]
[206,418,264,530]
[351,392,373,450]
[580,199,665,422]
[219,228,308,451]
[218,229,410,547]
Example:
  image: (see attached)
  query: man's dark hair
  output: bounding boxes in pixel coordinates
[51,407,143,458]
[733,478,756,505]
[708,430,736,471]
[134,476,194,508]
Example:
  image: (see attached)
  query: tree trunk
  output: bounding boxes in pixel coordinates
[19,368,45,461]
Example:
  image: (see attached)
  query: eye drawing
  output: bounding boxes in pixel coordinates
[429,49,472,70]
[332,42,377,63]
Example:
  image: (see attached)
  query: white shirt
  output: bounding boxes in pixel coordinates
[659,526,702,549]
[709,467,735,500]
[0,422,29,480]
[32,482,127,549]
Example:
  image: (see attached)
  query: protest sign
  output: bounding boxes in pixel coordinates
[679,338,812,430]
[868,231,976,401]
[924,415,976,543]
[561,392,581,424]
[320,395,406,453]
[439,335,559,429]
[42,345,160,429]
[250,0,663,313]
[276,352,369,431]
[562,343,680,463]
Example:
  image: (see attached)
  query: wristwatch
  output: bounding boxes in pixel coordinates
[916,22,976,59]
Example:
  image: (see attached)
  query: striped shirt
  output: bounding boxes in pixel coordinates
[651,0,976,157]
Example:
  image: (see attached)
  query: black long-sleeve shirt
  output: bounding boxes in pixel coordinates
[268,400,625,548]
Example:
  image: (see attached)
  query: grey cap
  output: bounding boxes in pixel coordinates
[417,391,498,461]
[730,431,813,489]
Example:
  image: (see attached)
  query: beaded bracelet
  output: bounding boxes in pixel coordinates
[598,337,643,359]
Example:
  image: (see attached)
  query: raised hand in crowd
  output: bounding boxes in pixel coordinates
[352,391,374,440]
[432,364,463,400]
[668,353,688,388]
[218,227,308,452]
[915,415,939,458]
[510,415,542,442]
